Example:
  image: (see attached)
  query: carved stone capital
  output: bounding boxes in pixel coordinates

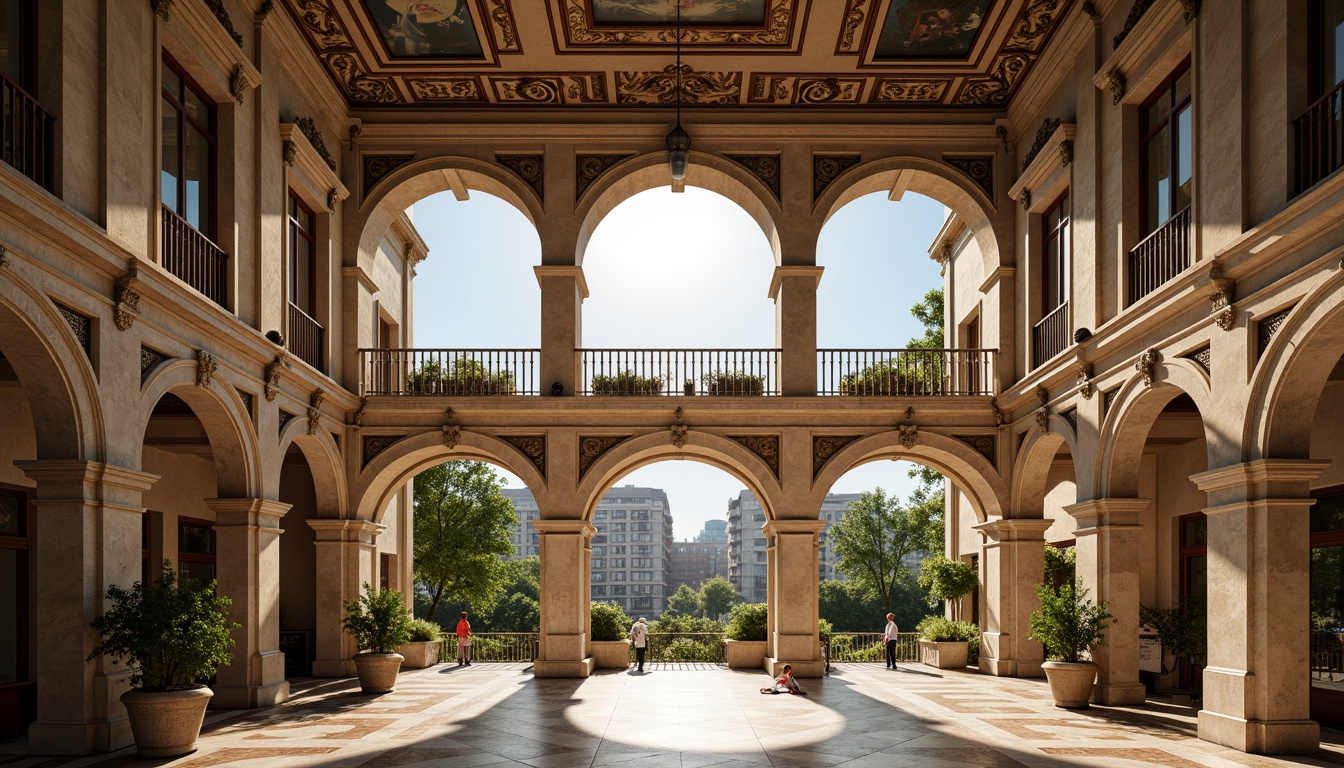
[1075,363,1094,399]
[264,355,289,402]
[196,350,218,389]
[1136,348,1159,387]
[1106,68,1126,105]
[898,424,918,450]
[670,424,688,449]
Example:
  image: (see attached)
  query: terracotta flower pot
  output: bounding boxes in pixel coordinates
[354,652,404,693]
[1042,660,1098,708]
[120,686,213,758]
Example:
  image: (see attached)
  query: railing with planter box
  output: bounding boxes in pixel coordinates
[1127,206,1190,306]
[360,348,539,396]
[161,205,228,308]
[0,72,54,191]
[818,349,996,396]
[579,349,778,396]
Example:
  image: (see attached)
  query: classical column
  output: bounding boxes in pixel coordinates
[535,266,587,397]
[769,266,822,397]
[208,498,292,708]
[308,519,383,677]
[1064,497,1149,705]
[973,518,1051,678]
[16,460,158,755]
[1190,460,1327,755]
[533,519,596,677]
[764,519,826,677]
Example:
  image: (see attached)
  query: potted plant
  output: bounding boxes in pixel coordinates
[1028,582,1113,708]
[440,358,516,395]
[839,356,940,395]
[88,562,238,758]
[343,583,413,693]
[590,370,663,395]
[684,378,695,396]
[590,601,633,669]
[701,370,766,396]
[915,616,979,669]
[723,602,769,669]
[399,619,443,669]
[1139,599,1206,695]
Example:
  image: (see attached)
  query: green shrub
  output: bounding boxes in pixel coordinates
[725,602,768,641]
[590,601,633,641]
[651,614,725,633]
[918,555,979,612]
[1139,599,1206,676]
[88,562,238,691]
[701,370,766,396]
[1044,544,1076,588]
[839,356,942,395]
[1028,582,1112,663]
[818,618,833,645]
[343,583,413,654]
[408,619,441,643]
[591,370,663,395]
[916,615,979,642]
[407,358,515,395]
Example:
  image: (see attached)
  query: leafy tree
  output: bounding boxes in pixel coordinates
[590,601,633,641]
[919,554,979,620]
[725,602,768,641]
[651,614,725,633]
[666,584,702,616]
[488,592,540,633]
[907,288,945,349]
[413,461,517,621]
[830,488,938,613]
[819,580,885,631]
[1044,544,1077,589]
[698,576,738,619]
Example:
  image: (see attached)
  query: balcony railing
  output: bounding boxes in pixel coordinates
[1032,301,1070,369]
[825,632,920,664]
[1,72,54,191]
[1295,80,1344,194]
[161,205,228,307]
[360,348,539,396]
[439,632,538,663]
[287,302,324,372]
[1127,206,1191,306]
[579,349,778,396]
[818,349,996,396]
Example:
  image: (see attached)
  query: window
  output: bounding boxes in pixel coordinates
[630,534,650,542]
[632,584,652,595]
[177,518,217,585]
[634,545,650,555]
[632,558,653,568]
[1043,191,1071,313]
[633,597,652,610]
[610,558,625,568]
[0,0,34,90]
[1312,0,1344,99]
[594,510,607,520]
[610,572,626,582]
[611,523,626,532]
[591,586,606,596]
[592,558,606,569]
[632,572,654,581]
[613,534,627,543]
[161,54,215,237]
[612,510,627,520]
[288,192,316,314]
[591,572,606,582]
[1141,59,1192,235]
[753,538,767,548]
[592,546,606,556]
[612,546,626,555]
[611,585,626,595]
[632,522,650,532]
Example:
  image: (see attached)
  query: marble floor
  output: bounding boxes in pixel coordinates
[3,664,1343,768]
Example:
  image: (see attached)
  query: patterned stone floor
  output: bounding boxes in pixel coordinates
[3,663,1343,767]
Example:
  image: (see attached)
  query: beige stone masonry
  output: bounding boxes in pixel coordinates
[974,518,1052,678]
[532,519,597,678]
[769,266,823,397]
[307,519,384,678]
[763,519,826,678]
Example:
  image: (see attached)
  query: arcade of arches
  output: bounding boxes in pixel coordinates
[1,0,1343,760]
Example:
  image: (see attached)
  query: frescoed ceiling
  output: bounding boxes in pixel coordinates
[281,0,1076,109]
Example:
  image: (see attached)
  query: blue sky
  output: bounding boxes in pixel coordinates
[410,186,946,539]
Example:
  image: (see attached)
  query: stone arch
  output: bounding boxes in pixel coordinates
[812,431,1007,523]
[814,156,1007,276]
[573,151,782,266]
[1011,426,1078,519]
[275,419,348,517]
[1246,273,1344,460]
[138,360,260,498]
[351,155,542,274]
[0,272,104,460]
[574,431,784,521]
[1096,359,1217,499]
[353,429,547,523]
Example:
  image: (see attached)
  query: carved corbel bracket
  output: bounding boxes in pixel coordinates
[229,65,259,105]
[1106,68,1126,105]
[898,424,918,449]
[352,396,367,428]
[670,424,688,449]
[994,125,1009,153]
[1075,362,1094,399]
[263,355,290,401]
[113,265,143,331]
[307,389,324,435]
[991,398,1005,427]
[443,424,460,449]
[1035,407,1050,430]
[1021,189,1032,211]
[282,140,297,166]
[1035,386,1049,406]
[1180,0,1200,23]
[347,124,362,152]
[326,188,339,212]
[1208,266,1235,331]
[1136,348,1159,387]
[196,349,218,389]
[1081,0,1100,20]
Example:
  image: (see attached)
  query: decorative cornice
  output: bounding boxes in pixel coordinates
[1113,0,1155,49]
[295,117,334,171]
[1009,123,1074,211]
[281,122,349,206]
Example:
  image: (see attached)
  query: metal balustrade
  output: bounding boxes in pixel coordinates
[287,302,324,372]
[360,348,539,396]
[818,349,996,396]
[1032,301,1070,369]
[824,632,920,663]
[0,72,54,191]
[161,205,228,307]
[1295,80,1344,194]
[579,349,778,396]
[1127,206,1190,306]
[440,632,538,663]
[634,632,728,664]
[1312,631,1343,683]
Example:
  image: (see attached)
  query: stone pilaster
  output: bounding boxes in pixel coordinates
[764,519,826,677]
[973,518,1052,678]
[16,460,158,755]
[1191,460,1328,755]
[533,519,597,677]
[535,266,587,396]
[308,519,384,677]
[208,498,292,708]
[769,266,822,397]
[1065,497,1150,705]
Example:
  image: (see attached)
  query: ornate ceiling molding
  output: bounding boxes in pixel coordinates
[617,65,741,106]
[553,0,801,51]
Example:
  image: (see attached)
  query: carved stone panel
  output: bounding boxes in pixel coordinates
[497,154,544,200]
[813,435,860,479]
[579,435,629,481]
[730,435,780,480]
[576,154,633,200]
[1103,388,1119,417]
[501,435,546,479]
[363,155,415,197]
[55,304,91,359]
[943,155,994,200]
[813,155,860,202]
[1259,308,1293,357]
[725,155,781,200]
[140,347,167,380]
[1187,346,1212,375]
[363,434,404,467]
[954,434,995,465]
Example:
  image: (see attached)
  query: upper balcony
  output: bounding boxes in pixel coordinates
[1295,80,1344,195]
[1,72,54,192]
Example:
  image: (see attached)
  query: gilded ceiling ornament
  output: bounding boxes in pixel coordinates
[944,155,994,200]
[442,424,460,449]
[1106,68,1126,105]
[363,154,415,197]
[352,396,367,428]
[204,0,244,46]
[670,424,688,449]
[325,52,399,105]
[796,78,863,105]
[285,0,351,49]
[295,117,335,171]
[898,424,918,450]
[838,0,868,53]
[562,0,795,47]
[1135,348,1159,387]
[113,266,142,331]
[264,355,290,402]
[871,79,949,103]
[575,154,633,200]
[1022,117,1063,171]
[151,0,173,22]
[1075,363,1093,399]
[196,349,219,390]
[497,154,545,200]
[1003,0,1066,52]
[730,435,780,480]
[725,155,781,200]
[1208,265,1235,332]
[486,0,520,52]
[813,155,860,202]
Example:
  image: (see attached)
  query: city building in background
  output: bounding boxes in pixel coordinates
[729,490,862,600]
[668,539,729,592]
[697,520,728,542]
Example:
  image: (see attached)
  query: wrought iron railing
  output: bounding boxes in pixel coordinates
[0,72,54,191]
[1295,80,1344,194]
[440,632,538,663]
[287,302,324,372]
[633,632,728,664]
[579,349,778,396]
[825,632,920,663]
[818,349,996,396]
[1311,631,1343,682]
[1127,206,1191,306]
[161,205,228,307]
[1032,301,1070,369]
[360,348,539,396]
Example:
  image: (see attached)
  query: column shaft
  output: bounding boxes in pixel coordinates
[770,267,821,397]
[308,519,383,677]
[764,519,826,677]
[533,519,596,678]
[973,519,1051,678]
[535,266,586,396]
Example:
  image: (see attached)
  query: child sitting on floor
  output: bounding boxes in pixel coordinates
[760,664,807,695]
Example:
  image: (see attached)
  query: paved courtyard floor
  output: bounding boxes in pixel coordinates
[4,664,1343,768]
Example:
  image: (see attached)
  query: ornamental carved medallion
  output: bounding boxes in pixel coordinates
[363,155,415,197]
[730,435,780,480]
[953,434,995,464]
[442,424,461,449]
[501,435,546,479]
[670,424,688,449]
[813,435,860,479]
[497,154,544,200]
[616,64,741,106]
[363,435,404,467]
[578,435,629,481]
[898,424,919,449]
[813,155,860,201]
[943,155,994,200]
[140,347,167,380]
[575,154,633,200]
[871,79,949,103]
[725,155,781,200]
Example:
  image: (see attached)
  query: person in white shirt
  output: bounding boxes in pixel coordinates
[628,617,649,672]
[882,613,899,670]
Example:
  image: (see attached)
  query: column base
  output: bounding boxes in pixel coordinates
[1095,682,1147,706]
[533,658,595,678]
[1198,710,1319,754]
[210,680,290,709]
[312,659,356,678]
[978,657,1045,678]
[27,717,132,756]
[764,657,825,679]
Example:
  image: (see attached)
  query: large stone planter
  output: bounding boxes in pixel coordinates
[919,639,969,669]
[724,639,768,670]
[1042,661,1098,708]
[121,686,214,758]
[591,639,632,669]
[354,652,404,693]
[399,640,442,669]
